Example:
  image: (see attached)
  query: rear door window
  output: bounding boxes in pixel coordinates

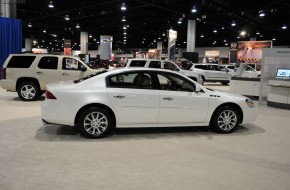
[194,65,207,70]
[7,56,36,68]
[129,60,146,67]
[38,57,58,69]
[149,61,161,68]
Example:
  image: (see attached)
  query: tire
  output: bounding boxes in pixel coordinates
[221,82,229,85]
[17,82,40,101]
[78,107,115,138]
[212,106,240,133]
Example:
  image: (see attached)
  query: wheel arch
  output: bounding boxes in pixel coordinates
[210,103,243,125]
[16,77,40,91]
[74,103,117,126]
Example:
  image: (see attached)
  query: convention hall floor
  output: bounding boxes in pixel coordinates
[0,84,290,190]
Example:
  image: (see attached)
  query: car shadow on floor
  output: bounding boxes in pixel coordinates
[10,96,45,101]
[36,123,265,142]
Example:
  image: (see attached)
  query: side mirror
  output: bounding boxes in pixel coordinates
[80,67,87,72]
[195,85,201,93]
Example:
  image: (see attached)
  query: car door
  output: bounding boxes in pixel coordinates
[34,56,60,89]
[60,57,91,81]
[217,65,230,79]
[106,71,159,124]
[156,72,209,124]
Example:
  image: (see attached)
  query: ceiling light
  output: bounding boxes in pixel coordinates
[213,29,217,33]
[200,34,204,38]
[259,10,265,17]
[256,30,260,35]
[76,23,80,29]
[123,25,127,30]
[191,6,197,13]
[124,32,127,35]
[27,22,32,27]
[282,24,287,29]
[94,38,96,41]
[122,16,126,22]
[43,29,46,33]
[178,17,183,24]
[64,15,70,21]
[272,37,276,41]
[231,21,236,26]
[89,34,92,38]
[240,30,246,36]
[221,27,224,30]
[124,36,126,39]
[121,3,126,11]
[48,1,54,8]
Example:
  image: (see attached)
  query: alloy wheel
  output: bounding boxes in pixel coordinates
[83,112,108,136]
[21,85,36,100]
[217,110,237,131]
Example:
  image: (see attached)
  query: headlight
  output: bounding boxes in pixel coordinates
[245,98,255,108]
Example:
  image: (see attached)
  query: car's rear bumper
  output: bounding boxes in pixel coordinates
[0,80,16,91]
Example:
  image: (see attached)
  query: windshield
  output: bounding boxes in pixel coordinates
[74,70,108,83]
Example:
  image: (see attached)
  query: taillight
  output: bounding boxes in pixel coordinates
[1,67,6,79]
[45,90,57,99]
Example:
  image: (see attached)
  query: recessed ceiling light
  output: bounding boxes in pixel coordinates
[191,6,197,13]
[213,29,217,33]
[282,25,287,29]
[200,34,204,38]
[121,3,126,11]
[64,15,70,21]
[76,23,80,29]
[27,22,32,27]
[231,21,236,26]
[122,16,126,22]
[259,10,265,17]
[48,1,54,8]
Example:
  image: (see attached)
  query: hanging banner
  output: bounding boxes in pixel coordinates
[237,41,272,64]
[100,35,113,60]
[204,51,219,64]
[168,29,177,61]
[64,39,71,55]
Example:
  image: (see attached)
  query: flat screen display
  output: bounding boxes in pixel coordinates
[276,68,290,78]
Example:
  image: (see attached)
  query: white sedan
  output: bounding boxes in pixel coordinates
[41,68,257,138]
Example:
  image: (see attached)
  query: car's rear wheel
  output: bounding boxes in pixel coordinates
[212,106,240,133]
[78,107,114,138]
[17,82,40,101]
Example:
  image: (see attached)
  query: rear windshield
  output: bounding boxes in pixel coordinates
[74,70,107,83]
[7,56,36,68]
[129,60,146,67]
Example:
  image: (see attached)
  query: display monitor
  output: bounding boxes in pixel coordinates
[276,68,290,78]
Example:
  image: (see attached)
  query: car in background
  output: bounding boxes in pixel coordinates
[42,68,257,139]
[223,64,236,73]
[0,53,104,101]
[190,63,235,85]
[125,59,204,84]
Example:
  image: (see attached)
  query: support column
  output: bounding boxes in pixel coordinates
[0,1,17,18]
[157,42,162,50]
[187,20,196,52]
[80,32,88,54]
[25,38,32,52]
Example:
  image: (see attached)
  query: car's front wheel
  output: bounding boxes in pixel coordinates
[78,107,114,138]
[17,82,40,101]
[212,106,240,133]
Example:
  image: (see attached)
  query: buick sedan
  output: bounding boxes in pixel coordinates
[41,68,257,138]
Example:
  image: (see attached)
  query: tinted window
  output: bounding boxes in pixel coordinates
[157,72,195,92]
[62,57,85,70]
[194,65,207,70]
[38,57,58,69]
[149,61,161,68]
[7,56,36,68]
[108,72,153,89]
[129,60,146,67]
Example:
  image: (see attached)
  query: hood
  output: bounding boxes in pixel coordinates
[46,80,75,90]
[206,88,246,99]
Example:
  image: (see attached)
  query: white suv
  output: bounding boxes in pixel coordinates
[190,63,234,85]
[0,53,103,101]
[125,59,203,84]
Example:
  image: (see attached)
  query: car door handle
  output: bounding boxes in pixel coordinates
[62,73,69,76]
[36,71,43,75]
[114,95,125,99]
[163,97,173,101]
